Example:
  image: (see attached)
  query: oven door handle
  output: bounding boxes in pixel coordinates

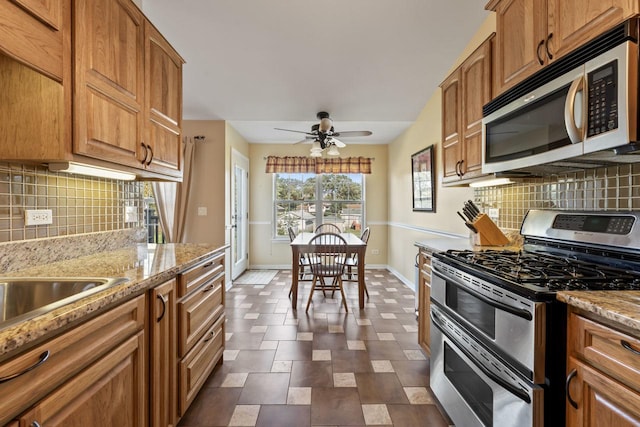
[431,309,533,404]
[433,269,533,321]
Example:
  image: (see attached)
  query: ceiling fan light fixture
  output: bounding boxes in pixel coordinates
[327,145,340,156]
[319,117,333,132]
[310,149,323,158]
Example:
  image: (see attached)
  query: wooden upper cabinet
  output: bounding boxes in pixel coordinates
[144,21,184,178]
[548,0,639,60]
[0,0,66,80]
[488,0,639,96]
[441,35,493,185]
[489,0,547,95]
[460,40,492,179]
[73,0,145,169]
[441,70,462,181]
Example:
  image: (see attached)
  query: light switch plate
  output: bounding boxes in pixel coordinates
[197,207,207,216]
[25,209,53,226]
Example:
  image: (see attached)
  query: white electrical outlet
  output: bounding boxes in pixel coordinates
[25,209,53,226]
[197,207,208,216]
[124,206,138,223]
[371,249,380,255]
[488,208,500,220]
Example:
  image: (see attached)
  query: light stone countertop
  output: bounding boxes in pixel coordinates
[556,291,640,333]
[0,243,223,360]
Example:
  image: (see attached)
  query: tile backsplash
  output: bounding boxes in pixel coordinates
[0,163,144,243]
[474,164,640,231]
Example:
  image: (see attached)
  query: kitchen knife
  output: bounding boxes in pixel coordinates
[467,200,481,216]
[462,206,476,222]
[465,202,480,218]
[457,211,478,233]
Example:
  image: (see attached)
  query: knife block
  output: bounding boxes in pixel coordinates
[472,213,510,246]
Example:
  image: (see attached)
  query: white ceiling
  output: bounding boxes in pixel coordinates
[141,1,489,145]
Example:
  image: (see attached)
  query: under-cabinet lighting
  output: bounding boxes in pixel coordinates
[468,177,514,188]
[48,162,136,181]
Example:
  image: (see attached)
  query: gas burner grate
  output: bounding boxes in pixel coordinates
[443,249,640,292]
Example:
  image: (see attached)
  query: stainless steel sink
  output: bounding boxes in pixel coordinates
[0,277,129,328]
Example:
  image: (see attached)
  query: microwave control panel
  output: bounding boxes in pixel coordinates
[587,60,618,137]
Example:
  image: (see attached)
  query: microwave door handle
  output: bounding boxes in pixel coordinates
[564,75,585,143]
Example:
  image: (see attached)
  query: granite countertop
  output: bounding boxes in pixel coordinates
[557,291,640,333]
[0,243,223,360]
[415,230,523,253]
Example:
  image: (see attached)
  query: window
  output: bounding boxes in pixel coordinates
[274,173,364,238]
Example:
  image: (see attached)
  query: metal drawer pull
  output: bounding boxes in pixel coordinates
[203,284,215,292]
[621,340,640,356]
[0,351,50,384]
[202,261,214,268]
[566,368,578,409]
[32,422,41,427]
[157,294,167,322]
[203,331,215,342]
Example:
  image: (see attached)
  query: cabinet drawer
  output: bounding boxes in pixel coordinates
[178,273,224,357]
[179,313,224,415]
[569,312,640,389]
[178,252,224,297]
[0,295,145,426]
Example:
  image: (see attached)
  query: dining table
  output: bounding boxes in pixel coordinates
[289,232,367,310]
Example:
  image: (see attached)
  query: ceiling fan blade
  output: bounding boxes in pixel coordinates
[274,127,316,136]
[331,130,372,137]
[329,137,346,148]
[293,138,311,145]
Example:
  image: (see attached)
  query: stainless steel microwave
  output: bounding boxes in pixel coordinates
[482,21,640,175]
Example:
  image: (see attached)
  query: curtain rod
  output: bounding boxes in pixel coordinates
[263,156,375,160]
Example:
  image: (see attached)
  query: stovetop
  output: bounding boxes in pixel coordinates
[433,210,640,299]
[437,249,640,292]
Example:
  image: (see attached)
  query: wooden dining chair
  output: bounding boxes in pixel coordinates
[288,226,316,298]
[304,232,349,313]
[314,223,341,234]
[343,227,370,297]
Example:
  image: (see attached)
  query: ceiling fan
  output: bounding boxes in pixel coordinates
[275,112,372,155]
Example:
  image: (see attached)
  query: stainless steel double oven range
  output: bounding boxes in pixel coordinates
[430,210,640,427]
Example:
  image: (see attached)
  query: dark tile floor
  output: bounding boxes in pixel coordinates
[178,269,452,427]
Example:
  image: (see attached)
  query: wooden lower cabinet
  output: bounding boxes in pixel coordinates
[17,331,146,427]
[177,252,226,417]
[0,295,145,426]
[566,309,640,426]
[566,356,640,426]
[417,247,432,355]
[150,279,178,427]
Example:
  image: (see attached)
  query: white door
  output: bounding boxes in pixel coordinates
[231,150,249,279]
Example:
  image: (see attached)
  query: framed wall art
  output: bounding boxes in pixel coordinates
[411,145,435,212]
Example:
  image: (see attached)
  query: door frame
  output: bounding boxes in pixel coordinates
[230,149,249,280]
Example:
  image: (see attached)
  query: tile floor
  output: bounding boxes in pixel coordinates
[178,269,452,427]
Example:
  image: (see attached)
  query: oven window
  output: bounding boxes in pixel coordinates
[445,282,496,339]
[444,342,493,426]
[485,84,572,163]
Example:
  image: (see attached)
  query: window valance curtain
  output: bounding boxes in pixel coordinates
[265,156,372,174]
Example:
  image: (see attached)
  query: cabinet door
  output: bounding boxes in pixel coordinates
[417,250,432,355]
[73,0,145,168]
[144,21,184,178]
[567,356,640,426]
[150,279,178,427]
[491,0,547,95]
[548,0,639,60]
[0,0,64,79]
[460,38,492,180]
[17,332,146,427]
[441,70,462,183]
